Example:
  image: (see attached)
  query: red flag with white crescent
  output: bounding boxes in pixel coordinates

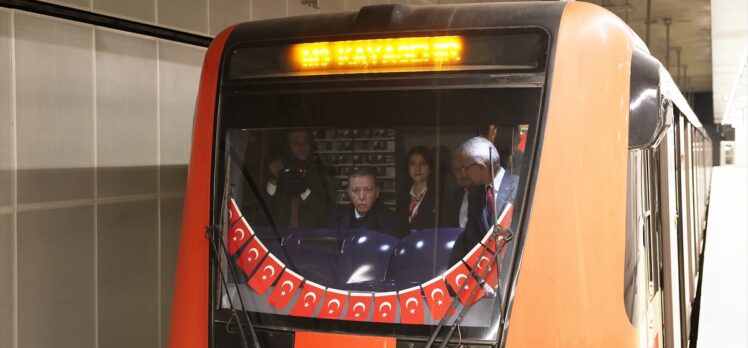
[267,268,304,310]
[289,281,325,317]
[421,276,452,321]
[444,262,485,305]
[344,293,373,321]
[398,286,425,324]
[247,253,285,295]
[371,291,397,323]
[236,236,268,277]
[228,198,241,225]
[462,243,499,289]
[317,288,348,320]
[227,218,253,256]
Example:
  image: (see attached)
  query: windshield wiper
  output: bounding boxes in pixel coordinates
[424,229,509,348]
[208,147,261,348]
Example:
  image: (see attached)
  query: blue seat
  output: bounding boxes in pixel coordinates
[385,228,463,284]
[248,227,398,289]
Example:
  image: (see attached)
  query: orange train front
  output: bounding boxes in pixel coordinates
[168,2,712,348]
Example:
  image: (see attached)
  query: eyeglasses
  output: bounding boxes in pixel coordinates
[456,162,480,173]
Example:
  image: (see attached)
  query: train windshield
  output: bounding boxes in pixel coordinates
[213,31,546,343]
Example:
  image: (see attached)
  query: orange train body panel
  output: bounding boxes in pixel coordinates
[294,332,396,348]
[167,25,236,348]
[505,2,638,347]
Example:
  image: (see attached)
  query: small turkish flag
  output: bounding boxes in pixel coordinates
[344,293,373,321]
[228,198,242,225]
[398,286,425,324]
[289,281,325,317]
[371,291,397,323]
[267,268,304,310]
[317,288,348,320]
[462,243,499,289]
[516,134,527,152]
[227,218,253,256]
[236,236,268,277]
[421,276,452,321]
[444,262,484,305]
[247,253,284,295]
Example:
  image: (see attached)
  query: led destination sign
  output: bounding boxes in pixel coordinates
[227,30,547,79]
[292,36,463,70]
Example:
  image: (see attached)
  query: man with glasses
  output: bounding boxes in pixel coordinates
[441,151,475,228]
[449,136,518,264]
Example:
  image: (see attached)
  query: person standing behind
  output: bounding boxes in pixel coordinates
[397,146,438,232]
[266,129,334,228]
[449,136,518,263]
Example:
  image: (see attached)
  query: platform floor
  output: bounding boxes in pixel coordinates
[696,166,748,348]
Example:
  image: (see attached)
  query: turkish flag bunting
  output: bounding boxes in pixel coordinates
[344,293,373,321]
[267,268,304,310]
[421,276,453,321]
[247,253,285,295]
[227,218,253,256]
[236,236,268,277]
[228,198,242,225]
[289,281,325,317]
[398,286,425,324]
[481,203,513,254]
[462,243,499,289]
[317,288,348,320]
[371,291,398,323]
[444,262,485,305]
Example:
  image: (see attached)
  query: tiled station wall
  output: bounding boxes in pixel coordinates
[0,1,452,348]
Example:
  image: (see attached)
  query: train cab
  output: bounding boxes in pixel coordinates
[168,2,712,348]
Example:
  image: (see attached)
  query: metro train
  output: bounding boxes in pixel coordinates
[168,2,712,347]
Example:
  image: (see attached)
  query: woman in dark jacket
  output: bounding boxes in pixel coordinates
[397,146,437,232]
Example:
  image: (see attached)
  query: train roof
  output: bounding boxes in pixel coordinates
[226,2,566,45]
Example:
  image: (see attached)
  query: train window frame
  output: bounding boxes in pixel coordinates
[210,89,543,343]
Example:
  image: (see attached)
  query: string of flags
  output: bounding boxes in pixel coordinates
[225,198,513,324]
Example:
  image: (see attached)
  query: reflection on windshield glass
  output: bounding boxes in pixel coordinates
[219,125,527,330]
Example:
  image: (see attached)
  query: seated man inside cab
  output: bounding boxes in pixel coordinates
[328,167,403,239]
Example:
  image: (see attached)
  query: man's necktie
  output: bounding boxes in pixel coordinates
[289,196,300,228]
[486,185,495,222]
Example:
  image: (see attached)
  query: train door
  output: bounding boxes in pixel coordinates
[645,148,665,348]
[659,124,684,348]
[674,113,692,347]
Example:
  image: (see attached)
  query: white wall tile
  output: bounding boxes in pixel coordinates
[98,200,159,348]
[158,0,208,34]
[252,0,287,20]
[159,41,204,193]
[96,29,158,197]
[210,0,252,36]
[17,206,95,348]
[320,0,345,13]
[43,0,92,9]
[0,213,13,348]
[289,0,319,16]
[0,11,12,209]
[346,0,369,10]
[94,0,155,23]
[15,14,94,204]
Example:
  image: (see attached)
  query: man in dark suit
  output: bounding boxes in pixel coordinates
[329,167,403,239]
[266,129,334,228]
[449,137,518,264]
